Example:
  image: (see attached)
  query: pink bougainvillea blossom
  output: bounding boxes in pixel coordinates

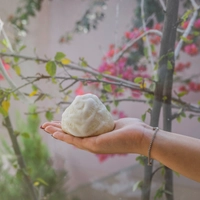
[0,60,10,80]
[184,44,198,55]
[194,19,200,29]
[75,83,85,95]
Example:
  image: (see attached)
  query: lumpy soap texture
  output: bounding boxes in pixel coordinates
[61,94,115,137]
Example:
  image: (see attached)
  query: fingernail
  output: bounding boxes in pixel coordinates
[40,125,44,129]
[51,134,57,140]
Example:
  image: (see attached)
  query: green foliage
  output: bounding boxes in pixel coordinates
[46,61,57,76]
[54,52,66,62]
[0,106,69,200]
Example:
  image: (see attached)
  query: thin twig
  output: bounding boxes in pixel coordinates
[175,0,200,59]
[141,0,155,70]
[112,29,162,63]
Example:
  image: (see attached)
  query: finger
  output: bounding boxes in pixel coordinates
[44,125,63,135]
[41,122,61,129]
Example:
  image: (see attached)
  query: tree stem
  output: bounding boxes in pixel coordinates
[4,116,38,200]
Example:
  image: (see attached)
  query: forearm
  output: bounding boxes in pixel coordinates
[142,127,200,182]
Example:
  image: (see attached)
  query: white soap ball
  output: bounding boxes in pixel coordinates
[61,94,115,137]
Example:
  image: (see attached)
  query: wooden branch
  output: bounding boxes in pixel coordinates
[112,29,162,63]
[141,0,155,70]
[4,116,38,200]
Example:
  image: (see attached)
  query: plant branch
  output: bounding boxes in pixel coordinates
[3,116,38,200]
[174,0,199,59]
[158,0,166,12]
[112,29,162,63]
[1,52,200,115]
[141,0,155,70]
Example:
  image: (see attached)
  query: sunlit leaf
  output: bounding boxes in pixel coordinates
[36,178,49,186]
[106,105,110,111]
[134,77,143,83]
[2,100,10,113]
[140,82,146,89]
[114,100,119,107]
[21,132,30,138]
[29,90,37,97]
[79,57,88,67]
[13,65,21,75]
[176,115,181,123]
[103,84,112,92]
[133,181,143,191]
[19,45,26,52]
[141,113,146,122]
[61,58,71,65]
[34,181,40,186]
[167,60,173,70]
[54,52,66,61]
[46,61,57,76]
[45,111,53,121]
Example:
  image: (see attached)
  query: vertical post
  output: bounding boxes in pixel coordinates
[141,0,179,199]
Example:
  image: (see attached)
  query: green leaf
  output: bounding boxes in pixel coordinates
[167,52,174,58]
[134,77,143,83]
[180,112,186,118]
[71,76,78,79]
[103,84,112,92]
[174,171,180,177]
[79,57,88,67]
[1,39,8,48]
[176,115,181,123]
[154,186,164,200]
[45,111,54,121]
[133,181,143,191]
[12,92,19,100]
[106,105,110,112]
[141,113,146,122]
[46,61,57,76]
[180,36,192,44]
[177,91,187,97]
[154,63,158,71]
[167,60,173,70]
[198,117,200,122]
[189,114,194,119]
[198,101,200,106]
[136,155,145,166]
[19,45,26,52]
[36,178,49,186]
[162,96,167,101]
[14,56,20,63]
[13,65,21,75]
[32,84,38,91]
[114,100,119,107]
[181,9,192,22]
[21,132,30,138]
[97,74,103,80]
[54,52,66,61]
[0,106,8,117]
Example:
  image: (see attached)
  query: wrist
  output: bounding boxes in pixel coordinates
[139,125,156,157]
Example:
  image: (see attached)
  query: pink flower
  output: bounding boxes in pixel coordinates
[184,44,198,55]
[182,21,189,29]
[194,19,200,29]
[96,154,127,162]
[0,60,10,80]
[75,83,84,95]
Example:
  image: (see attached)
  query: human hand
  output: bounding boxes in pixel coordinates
[41,118,151,155]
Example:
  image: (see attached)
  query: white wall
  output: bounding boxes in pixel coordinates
[0,0,200,194]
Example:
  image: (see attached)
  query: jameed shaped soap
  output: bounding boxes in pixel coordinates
[61,94,115,137]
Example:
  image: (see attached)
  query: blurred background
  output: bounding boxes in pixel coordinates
[0,0,200,200]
